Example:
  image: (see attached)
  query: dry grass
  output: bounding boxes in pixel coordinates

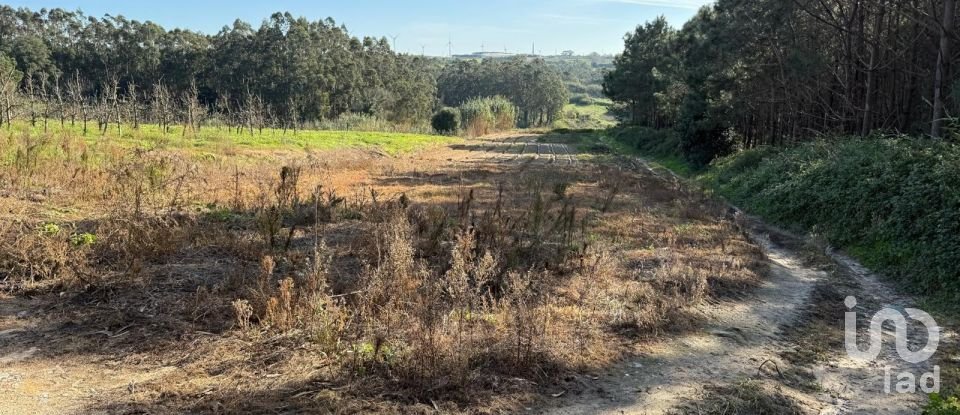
[671,381,806,415]
[0,130,766,413]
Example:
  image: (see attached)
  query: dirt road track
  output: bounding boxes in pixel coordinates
[462,134,578,166]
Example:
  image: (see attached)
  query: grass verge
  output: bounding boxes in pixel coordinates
[1,120,458,160]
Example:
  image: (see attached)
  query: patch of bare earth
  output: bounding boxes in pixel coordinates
[0,132,944,414]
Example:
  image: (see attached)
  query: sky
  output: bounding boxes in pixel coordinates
[3,0,714,56]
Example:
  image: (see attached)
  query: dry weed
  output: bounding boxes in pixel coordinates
[0,132,769,411]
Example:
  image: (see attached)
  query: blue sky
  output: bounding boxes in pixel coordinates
[4,0,714,55]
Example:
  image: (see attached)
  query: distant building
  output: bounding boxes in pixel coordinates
[452,51,522,59]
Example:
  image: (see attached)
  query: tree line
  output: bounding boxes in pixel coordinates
[603,0,959,166]
[0,7,571,134]
[0,8,438,130]
[544,56,611,99]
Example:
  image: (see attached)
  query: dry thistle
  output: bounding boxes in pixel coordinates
[264,278,297,331]
[232,299,253,330]
[259,255,275,292]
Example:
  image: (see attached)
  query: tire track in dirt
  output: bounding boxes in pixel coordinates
[560,142,576,165]
[515,138,530,162]
[477,134,578,168]
[810,249,942,415]
[496,135,516,162]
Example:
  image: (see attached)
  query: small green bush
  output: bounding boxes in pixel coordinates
[39,223,61,236]
[431,107,460,134]
[70,232,97,247]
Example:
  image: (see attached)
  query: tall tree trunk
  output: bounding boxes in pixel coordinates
[861,5,886,136]
[115,100,122,138]
[932,0,956,138]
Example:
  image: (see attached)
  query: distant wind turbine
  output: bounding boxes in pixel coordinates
[389,34,399,51]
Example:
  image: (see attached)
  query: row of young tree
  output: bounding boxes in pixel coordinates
[603,0,960,166]
[0,7,439,127]
[437,58,569,127]
[0,51,324,137]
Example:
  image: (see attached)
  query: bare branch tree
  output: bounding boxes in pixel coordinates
[181,79,202,137]
[38,73,49,133]
[25,73,36,127]
[215,91,231,131]
[110,77,122,137]
[0,64,19,130]
[127,81,140,130]
[67,71,88,134]
[153,80,172,133]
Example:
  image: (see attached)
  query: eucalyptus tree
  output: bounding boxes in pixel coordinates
[0,52,21,128]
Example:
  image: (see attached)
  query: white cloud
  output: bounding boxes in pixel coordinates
[596,0,714,10]
[537,13,621,25]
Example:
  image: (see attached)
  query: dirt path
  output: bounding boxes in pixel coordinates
[538,222,934,414]
[813,249,941,414]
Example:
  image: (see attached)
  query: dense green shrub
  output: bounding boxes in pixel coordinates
[431,107,460,134]
[459,96,517,137]
[609,126,692,175]
[705,137,960,295]
[924,394,960,415]
[611,126,681,159]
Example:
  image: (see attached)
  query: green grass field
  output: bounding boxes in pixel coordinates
[1,121,458,159]
[553,101,617,130]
